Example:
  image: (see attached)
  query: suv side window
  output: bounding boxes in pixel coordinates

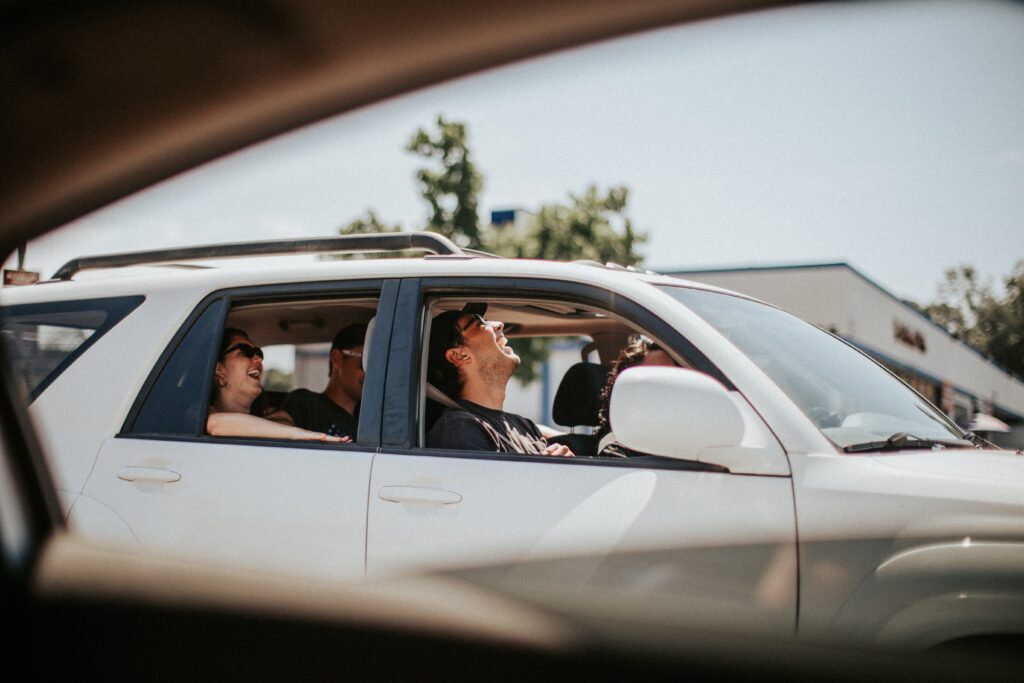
[125,289,385,443]
[414,289,709,459]
[128,298,226,436]
[0,295,144,401]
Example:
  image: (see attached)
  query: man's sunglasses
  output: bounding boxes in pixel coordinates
[448,313,488,347]
[222,342,264,360]
[456,313,488,335]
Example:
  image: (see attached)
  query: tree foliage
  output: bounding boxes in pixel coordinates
[406,116,484,249]
[488,185,645,264]
[918,262,1024,378]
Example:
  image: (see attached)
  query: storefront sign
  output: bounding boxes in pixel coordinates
[941,381,954,416]
[893,319,926,352]
[3,269,39,286]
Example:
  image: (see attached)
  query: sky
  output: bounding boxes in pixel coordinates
[6,0,1023,303]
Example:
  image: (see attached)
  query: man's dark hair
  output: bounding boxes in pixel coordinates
[331,323,367,352]
[329,323,368,375]
[427,310,468,399]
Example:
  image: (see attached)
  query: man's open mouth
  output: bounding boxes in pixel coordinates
[247,369,262,380]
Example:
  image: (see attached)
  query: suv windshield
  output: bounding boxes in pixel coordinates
[659,285,969,450]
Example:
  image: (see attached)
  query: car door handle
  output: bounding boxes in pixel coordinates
[117,467,182,483]
[378,485,462,505]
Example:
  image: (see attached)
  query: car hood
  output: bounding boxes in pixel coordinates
[870,448,1024,486]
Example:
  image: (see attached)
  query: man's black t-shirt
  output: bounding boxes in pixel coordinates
[426,399,547,454]
[282,389,358,439]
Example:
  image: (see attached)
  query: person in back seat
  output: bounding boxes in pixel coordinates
[596,336,679,457]
[283,324,366,440]
[207,327,345,442]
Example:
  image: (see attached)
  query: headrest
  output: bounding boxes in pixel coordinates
[362,317,375,372]
[552,362,609,428]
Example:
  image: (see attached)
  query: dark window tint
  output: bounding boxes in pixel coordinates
[0,296,144,401]
[128,299,227,436]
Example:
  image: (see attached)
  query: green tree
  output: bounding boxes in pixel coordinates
[406,116,484,249]
[490,185,645,264]
[918,262,1024,378]
[982,263,1024,378]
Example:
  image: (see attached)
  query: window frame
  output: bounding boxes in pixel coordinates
[120,279,397,449]
[0,295,145,402]
[378,276,732,471]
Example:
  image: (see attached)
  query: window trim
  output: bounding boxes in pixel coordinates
[120,279,395,446]
[370,444,730,472]
[1,295,145,402]
[381,276,733,466]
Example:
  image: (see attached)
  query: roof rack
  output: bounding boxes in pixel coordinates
[52,232,463,280]
[571,259,661,276]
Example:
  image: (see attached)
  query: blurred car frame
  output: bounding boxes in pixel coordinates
[4,0,1024,679]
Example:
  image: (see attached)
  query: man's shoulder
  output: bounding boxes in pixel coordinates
[427,407,495,449]
[432,406,484,428]
[283,388,321,405]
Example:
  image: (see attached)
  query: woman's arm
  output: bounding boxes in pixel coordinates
[206,412,347,442]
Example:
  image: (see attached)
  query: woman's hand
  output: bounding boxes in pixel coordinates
[294,427,350,443]
[542,442,574,457]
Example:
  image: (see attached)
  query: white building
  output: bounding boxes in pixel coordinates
[668,262,1024,449]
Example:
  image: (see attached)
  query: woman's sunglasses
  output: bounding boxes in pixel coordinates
[222,342,264,360]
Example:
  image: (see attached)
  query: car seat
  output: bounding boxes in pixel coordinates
[547,361,609,456]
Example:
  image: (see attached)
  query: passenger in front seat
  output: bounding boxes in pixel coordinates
[425,306,573,457]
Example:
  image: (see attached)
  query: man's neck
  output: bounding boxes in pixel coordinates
[323,382,358,415]
[459,380,506,411]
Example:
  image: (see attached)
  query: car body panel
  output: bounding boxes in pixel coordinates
[791,448,1024,641]
[83,437,373,580]
[26,285,197,498]
[365,451,798,633]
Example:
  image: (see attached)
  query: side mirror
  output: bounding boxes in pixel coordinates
[609,366,745,461]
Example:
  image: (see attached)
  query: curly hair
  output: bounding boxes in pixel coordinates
[598,336,658,431]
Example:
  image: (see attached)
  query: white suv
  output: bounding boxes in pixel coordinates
[2,232,1022,649]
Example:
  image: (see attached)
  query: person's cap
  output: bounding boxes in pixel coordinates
[427,304,488,375]
[331,323,368,351]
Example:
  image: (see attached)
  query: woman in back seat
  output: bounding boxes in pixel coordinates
[206,327,346,442]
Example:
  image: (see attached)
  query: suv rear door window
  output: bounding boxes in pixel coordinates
[0,296,144,400]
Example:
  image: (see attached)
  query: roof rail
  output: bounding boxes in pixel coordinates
[52,232,463,280]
